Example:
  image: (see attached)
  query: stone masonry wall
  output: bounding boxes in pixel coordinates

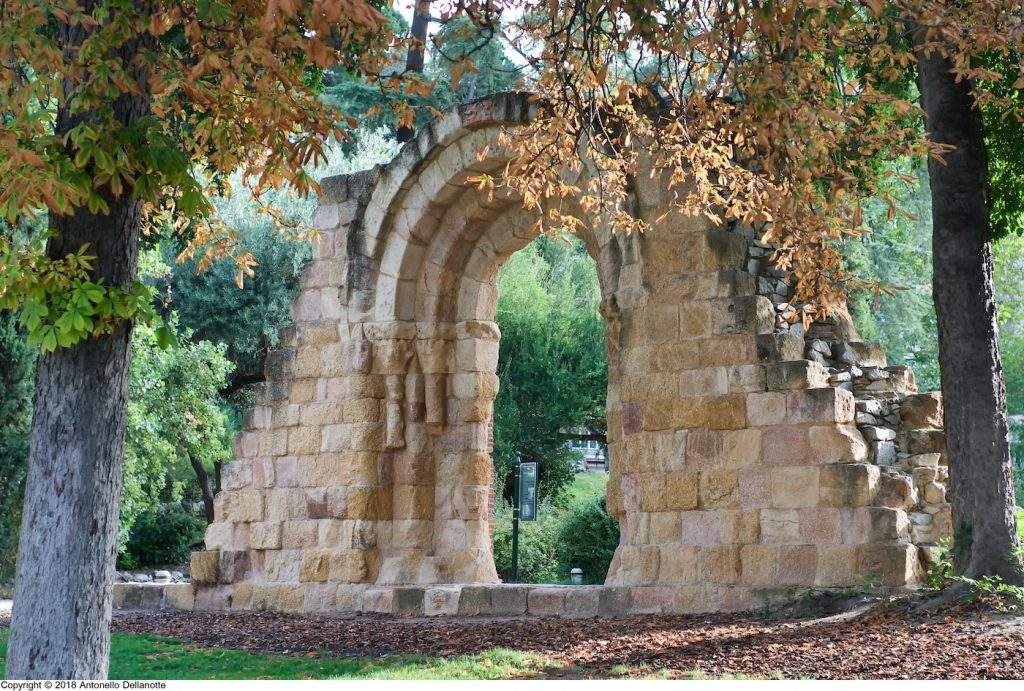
[188,93,951,616]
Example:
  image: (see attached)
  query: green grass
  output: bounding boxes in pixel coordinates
[0,630,558,680]
[1017,508,1023,541]
[558,471,608,508]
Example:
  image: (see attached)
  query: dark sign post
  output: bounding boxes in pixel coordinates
[510,454,538,583]
[518,461,538,521]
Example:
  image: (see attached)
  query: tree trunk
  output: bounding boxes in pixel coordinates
[189,454,216,524]
[5,9,150,679]
[396,0,431,143]
[915,38,1024,583]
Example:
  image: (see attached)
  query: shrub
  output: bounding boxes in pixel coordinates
[491,500,561,583]
[555,495,620,584]
[119,506,206,570]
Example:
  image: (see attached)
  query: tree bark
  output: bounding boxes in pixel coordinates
[396,0,431,143]
[189,454,216,524]
[5,8,150,679]
[915,38,1024,583]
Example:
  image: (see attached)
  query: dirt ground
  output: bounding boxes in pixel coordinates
[106,600,1024,679]
[2,596,1020,679]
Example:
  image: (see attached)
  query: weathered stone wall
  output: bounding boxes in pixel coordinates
[190,93,951,615]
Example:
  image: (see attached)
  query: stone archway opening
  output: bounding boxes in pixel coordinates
[188,93,952,618]
[487,233,615,586]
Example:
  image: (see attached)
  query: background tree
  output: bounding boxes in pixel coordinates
[492,235,607,502]
[0,313,34,591]
[0,0,390,678]
[913,17,1023,583]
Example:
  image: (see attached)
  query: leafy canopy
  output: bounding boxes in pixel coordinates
[0,0,388,350]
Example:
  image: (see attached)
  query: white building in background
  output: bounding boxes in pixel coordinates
[565,428,608,472]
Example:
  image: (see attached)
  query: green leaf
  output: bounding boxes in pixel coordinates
[155,323,176,349]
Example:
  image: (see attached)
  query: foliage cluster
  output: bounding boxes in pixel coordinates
[0,312,34,585]
[492,235,607,502]
[0,0,391,353]
[119,506,206,570]
[491,474,619,584]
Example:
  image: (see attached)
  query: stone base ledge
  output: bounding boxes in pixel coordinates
[114,582,195,611]
[116,582,915,618]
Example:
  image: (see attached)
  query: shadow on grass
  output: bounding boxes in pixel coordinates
[0,630,560,680]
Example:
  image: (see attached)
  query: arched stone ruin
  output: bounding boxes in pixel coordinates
[187,93,952,617]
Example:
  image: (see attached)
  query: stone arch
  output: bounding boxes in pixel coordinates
[191,93,952,617]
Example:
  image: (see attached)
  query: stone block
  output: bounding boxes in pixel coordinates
[740,545,778,586]
[923,481,946,504]
[722,429,762,468]
[329,550,371,582]
[819,463,880,507]
[658,545,700,584]
[808,424,868,464]
[845,507,910,544]
[528,587,567,616]
[302,583,338,612]
[704,395,748,430]
[905,429,947,455]
[393,587,426,616]
[336,584,366,611]
[756,332,805,363]
[598,587,635,617]
[424,586,462,616]
[218,550,251,582]
[761,425,810,466]
[299,549,331,582]
[113,583,139,609]
[721,510,761,543]
[680,511,721,545]
[191,550,220,585]
[900,392,943,429]
[760,509,800,543]
[798,507,842,544]
[663,471,701,510]
[282,520,319,549]
[194,585,231,611]
[564,586,601,618]
[640,476,667,511]
[257,584,305,612]
[816,545,860,587]
[204,522,233,550]
[159,585,193,610]
[265,550,300,581]
[363,587,395,614]
[704,546,741,584]
[699,470,738,508]
[874,475,917,511]
[731,295,775,335]
[649,512,681,543]
[728,364,767,393]
[225,491,264,523]
[490,585,529,615]
[767,361,829,391]
[786,388,854,424]
[770,466,820,509]
[778,545,817,586]
[685,429,722,470]
[858,544,922,586]
[457,585,492,615]
[746,392,786,426]
[631,586,675,613]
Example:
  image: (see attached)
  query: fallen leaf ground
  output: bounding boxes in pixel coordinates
[106,605,1024,679]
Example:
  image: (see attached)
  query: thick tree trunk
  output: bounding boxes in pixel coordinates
[189,454,216,524]
[5,8,149,679]
[915,40,1024,583]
